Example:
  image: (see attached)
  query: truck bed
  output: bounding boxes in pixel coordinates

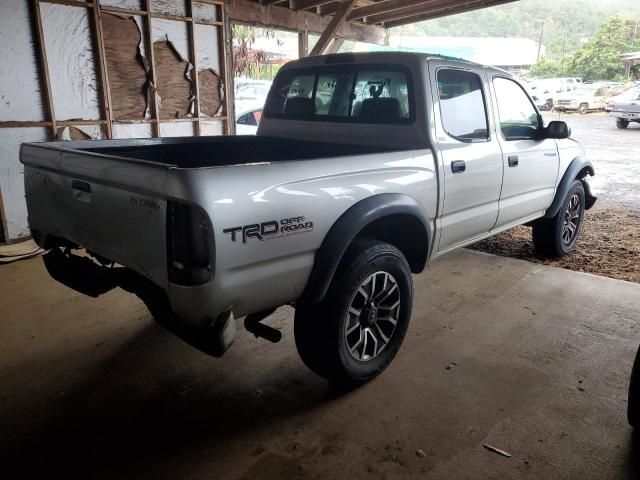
[73,136,408,169]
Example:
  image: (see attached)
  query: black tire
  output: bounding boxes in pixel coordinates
[617,119,629,129]
[532,180,585,258]
[294,239,413,385]
[578,103,588,115]
[629,345,640,427]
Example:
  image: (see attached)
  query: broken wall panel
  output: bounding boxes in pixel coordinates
[200,120,223,136]
[151,0,187,18]
[102,13,149,120]
[152,19,193,119]
[154,40,192,119]
[0,0,46,121]
[195,23,222,116]
[99,0,143,9]
[0,128,48,239]
[160,121,194,137]
[193,2,218,22]
[199,69,222,117]
[40,2,101,121]
[112,123,153,138]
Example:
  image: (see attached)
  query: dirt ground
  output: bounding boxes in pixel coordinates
[471,113,640,284]
[470,205,640,283]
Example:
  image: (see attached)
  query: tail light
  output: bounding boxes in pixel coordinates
[166,201,213,286]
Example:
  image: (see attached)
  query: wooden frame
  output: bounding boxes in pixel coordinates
[0,0,230,139]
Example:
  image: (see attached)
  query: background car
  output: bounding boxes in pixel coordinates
[529,77,581,110]
[235,106,263,135]
[609,86,640,129]
[555,84,611,114]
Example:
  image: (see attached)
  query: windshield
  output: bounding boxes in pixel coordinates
[618,87,640,100]
[264,65,413,124]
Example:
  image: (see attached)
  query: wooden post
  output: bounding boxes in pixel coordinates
[309,0,357,56]
[219,1,235,134]
[33,0,57,139]
[187,0,201,136]
[144,0,161,137]
[298,29,308,58]
[326,37,344,54]
[91,0,114,139]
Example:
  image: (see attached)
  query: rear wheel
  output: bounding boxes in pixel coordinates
[533,180,585,258]
[294,239,413,385]
[578,103,589,115]
[617,119,629,129]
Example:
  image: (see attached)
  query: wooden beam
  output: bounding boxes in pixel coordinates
[298,30,309,57]
[33,0,57,139]
[326,37,345,53]
[349,0,439,21]
[39,0,92,8]
[310,0,357,56]
[220,1,235,134]
[367,0,491,24]
[144,0,161,137]
[91,0,113,139]
[383,0,515,27]
[228,0,387,45]
[293,0,336,11]
[187,0,201,136]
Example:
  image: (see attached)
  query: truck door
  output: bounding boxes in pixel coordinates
[490,76,560,229]
[430,65,504,252]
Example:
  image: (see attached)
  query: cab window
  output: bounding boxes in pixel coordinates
[493,77,541,140]
[437,69,489,142]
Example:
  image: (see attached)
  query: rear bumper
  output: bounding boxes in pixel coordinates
[42,248,236,356]
[611,111,640,120]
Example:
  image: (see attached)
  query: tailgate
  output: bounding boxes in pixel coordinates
[21,143,170,288]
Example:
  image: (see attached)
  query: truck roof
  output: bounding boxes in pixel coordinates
[285,51,511,77]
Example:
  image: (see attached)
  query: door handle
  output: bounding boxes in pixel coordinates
[451,160,466,174]
[508,155,519,167]
[72,179,91,203]
[72,179,91,193]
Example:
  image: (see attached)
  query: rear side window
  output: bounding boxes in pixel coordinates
[265,65,412,124]
[437,69,489,142]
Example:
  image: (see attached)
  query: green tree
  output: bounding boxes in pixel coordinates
[529,56,564,77]
[566,17,640,80]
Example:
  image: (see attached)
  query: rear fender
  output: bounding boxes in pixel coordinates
[298,193,432,305]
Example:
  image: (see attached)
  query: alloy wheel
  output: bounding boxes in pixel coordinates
[344,271,401,361]
[562,193,581,245]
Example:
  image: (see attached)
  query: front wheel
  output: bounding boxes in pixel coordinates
[617,119,629,129]
[294,239,413,385]
[532,180,585,258]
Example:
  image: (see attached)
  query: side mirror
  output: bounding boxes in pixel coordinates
[544,120,571,139]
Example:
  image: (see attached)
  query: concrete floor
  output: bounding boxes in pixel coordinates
[1,249,639,479]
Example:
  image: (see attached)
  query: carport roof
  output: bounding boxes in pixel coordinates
[229,0,519,47]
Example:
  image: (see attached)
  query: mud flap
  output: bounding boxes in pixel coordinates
[42,248,235,357]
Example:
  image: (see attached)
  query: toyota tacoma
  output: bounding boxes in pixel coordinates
[20,52,596,384]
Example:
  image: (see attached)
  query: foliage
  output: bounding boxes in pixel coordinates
[397,0,640,61]
[529,56,564,77]
[566,17,640,80]
[232,26,283,79]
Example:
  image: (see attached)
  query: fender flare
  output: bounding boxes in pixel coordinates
[298,193,432,305]
[545,156,596,218]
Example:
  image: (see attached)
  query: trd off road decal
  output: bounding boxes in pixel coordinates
[223,216,314,243]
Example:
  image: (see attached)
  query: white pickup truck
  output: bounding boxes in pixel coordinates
[21,52,596,385]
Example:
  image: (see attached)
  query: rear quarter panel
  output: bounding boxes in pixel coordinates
[166,149,437,321]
